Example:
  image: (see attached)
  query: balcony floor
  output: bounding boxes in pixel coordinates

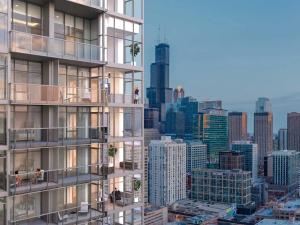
[11,174,102,194]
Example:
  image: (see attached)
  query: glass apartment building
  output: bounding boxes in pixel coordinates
[0,0,144,224]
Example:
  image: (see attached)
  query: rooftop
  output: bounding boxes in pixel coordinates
[272,150,299,156]
[256,219,300,225]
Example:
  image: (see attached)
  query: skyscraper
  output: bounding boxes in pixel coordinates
[148,137,186,206]
[272,150,300,193]
[173,85,185,102]
[186,140,207,173]
[278,128,288,150]
[147,43,173,113]
[255,97,272,113]
[288,112,300,151]
[0,0,144,224]
[193,104,228,166]
[228,112,247,145]
[219,151,245,170]
[254,98,273,170]
[231,141,258,182]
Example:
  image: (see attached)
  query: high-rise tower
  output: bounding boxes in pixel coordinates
[147,43,172,117]
[0,0,144,224]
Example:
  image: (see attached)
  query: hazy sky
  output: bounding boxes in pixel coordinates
[144,0,300,132]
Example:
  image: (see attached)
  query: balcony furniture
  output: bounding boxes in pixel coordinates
[78,202,89,214]
[36,170,44,183]
[57,212,69,223]
[119,161,138,170]
[99,165,114,175]
[116,192,134,206]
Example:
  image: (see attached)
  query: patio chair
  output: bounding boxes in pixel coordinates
[78,201,89,214]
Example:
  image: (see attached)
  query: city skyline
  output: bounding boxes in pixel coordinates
[145,0,300,131]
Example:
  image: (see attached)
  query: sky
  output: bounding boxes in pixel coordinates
[144,0,300,133]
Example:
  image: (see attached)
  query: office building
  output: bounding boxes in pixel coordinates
[288,112,300,151]
[144,107,159,129]
[228,112,247,145]
[199,100,222,111]
[191,169,252,207]
[173,85,184,102]
[254,111,273,169]
[278,128,288,150]
[180,96,199,136]
[144,205,168,225]
[165,106,185,137]
[186,140,207,173]
[193,108,228,166]
[231,141,258,182]
[148,136,186,206]
[272,150,300,193]
[146,43,172,118]
[255,97,272,113]
[0,0,144,224]
[219,151,245,170]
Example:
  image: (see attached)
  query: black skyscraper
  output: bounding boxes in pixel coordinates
[147,43,173,118]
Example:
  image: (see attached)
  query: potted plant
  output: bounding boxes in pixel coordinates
[133,179,141,191]
[129,43,140,66]
[108,145,117,157]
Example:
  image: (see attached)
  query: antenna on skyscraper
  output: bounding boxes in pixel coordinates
[164,30,168,44]
[157,26,161,43]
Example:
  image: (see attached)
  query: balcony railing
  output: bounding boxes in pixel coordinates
[10,31,106,63]
[9,127,107,149]
[67,0,106,9]
[9,165,103,195]
[10,83,143,105]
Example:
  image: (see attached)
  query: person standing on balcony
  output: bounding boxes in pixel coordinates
[104,73,111,103]
[134,87,139,104]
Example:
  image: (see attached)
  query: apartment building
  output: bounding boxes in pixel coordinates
[0,0,144,224]
[191,169,252,207]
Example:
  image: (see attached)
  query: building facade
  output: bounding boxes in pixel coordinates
[148,137,186,207]
[193,109,228,166]
[278,128,288,150]
[272,150,300,192]
[254,112,273,170]
[228,112,247,145]
[288,112,300,151]
[0,0,144,224]
[186,140,207,173]
[231,141,258,182]
[219,151,245,170]
[191,169,252,207]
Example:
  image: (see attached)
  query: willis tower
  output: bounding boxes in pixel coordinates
[147,43,173,120]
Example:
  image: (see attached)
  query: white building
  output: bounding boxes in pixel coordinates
[186,140,207,173]
[148,136,186,206]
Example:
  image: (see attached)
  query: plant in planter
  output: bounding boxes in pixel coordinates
[129,43,140,65]
[133,179,141,191]
[108,145,117,167]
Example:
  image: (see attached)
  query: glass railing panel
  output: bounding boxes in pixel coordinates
[11,31,106,63]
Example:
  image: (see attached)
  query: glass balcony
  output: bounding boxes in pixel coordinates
[9,127,107,149]
[67,0,107,9]
[9,165,102,195]
[0,200,5,225]
[10,30,106,64]
[10,83,142,106]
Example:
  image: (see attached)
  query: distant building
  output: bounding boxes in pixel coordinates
[271,150,300,193]
[148,137,186,206]
[168,199,235,225]
[193,107,228,166]
[199,100,222,111]
[144,128,161,203]
[228,112,247,145]
[191,168,252,207]
[255,97,272,113]
[231,141,258,182]
[219,151,245,170]
[165,106,185,137]
[288,112,300,151]
[251,178,268,208]
[254,112,273,169]
[186,140,207,173]
[144,107,160,129]
[174,85,185,102]
[278,128,288,150]
[147,43,172,120]
[180,97,199,135]
[186,140,207,198]
[144,205,168,225]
